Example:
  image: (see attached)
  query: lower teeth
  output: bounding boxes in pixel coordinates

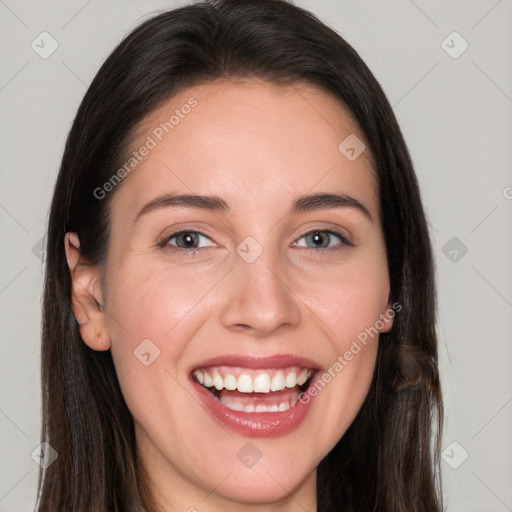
[219,398,295,413]
[216,390,300,413]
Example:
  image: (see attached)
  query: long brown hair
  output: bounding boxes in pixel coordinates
[38,1,443,510]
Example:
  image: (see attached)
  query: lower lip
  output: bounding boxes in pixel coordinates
[190,375,319,438]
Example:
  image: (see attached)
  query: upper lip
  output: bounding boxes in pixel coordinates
[190,354,322,372]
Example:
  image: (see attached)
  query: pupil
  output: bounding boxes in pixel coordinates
[311,231,328,247]
[180,233,197,247]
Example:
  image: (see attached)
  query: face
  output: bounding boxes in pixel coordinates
[66,79,393,511]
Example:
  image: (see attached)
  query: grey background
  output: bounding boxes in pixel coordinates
[1,0,511,510]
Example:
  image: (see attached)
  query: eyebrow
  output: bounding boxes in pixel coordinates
[135,193,229,222]
[292,192,371,220]
[134,192,372,222]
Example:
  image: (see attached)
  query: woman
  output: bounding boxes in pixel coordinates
[38,0,443,510]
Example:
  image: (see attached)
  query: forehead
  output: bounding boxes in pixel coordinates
[111,78,377,219]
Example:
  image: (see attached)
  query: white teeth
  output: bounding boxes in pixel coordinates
[297,368,308,386]
[195,370,204,385]
[212,371,224,391]
[193,366,313,394]
[285,371,297,388]
[270,371,285,391]
[218,396,294,413]
[219,396,244,411]
[253,373,271,393]
[237,374,253,393]
[224,374,237,391]
[203,372,213,387]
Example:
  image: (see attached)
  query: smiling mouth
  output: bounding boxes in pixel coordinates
[193,366,316,413]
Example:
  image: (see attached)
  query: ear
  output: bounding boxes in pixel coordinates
[65,232,111,351]
[379,293,398,334]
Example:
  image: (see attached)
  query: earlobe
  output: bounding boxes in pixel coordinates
[379,294,396,334]
[65,232,111,351]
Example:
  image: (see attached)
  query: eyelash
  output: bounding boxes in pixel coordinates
[156,228,353,255]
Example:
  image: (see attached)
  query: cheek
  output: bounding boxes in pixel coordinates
[102,262,211,445]
[301,275,386,449]
[103,258,222,398]
[294,253,388,431]
[105,257,216,342]
[297,256,390,350]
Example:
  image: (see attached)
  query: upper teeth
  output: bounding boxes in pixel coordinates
[194,366,312,393]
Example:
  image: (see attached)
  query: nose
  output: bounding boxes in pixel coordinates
[219,248,302,337]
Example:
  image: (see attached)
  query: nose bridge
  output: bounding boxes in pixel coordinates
[219,239,301,335]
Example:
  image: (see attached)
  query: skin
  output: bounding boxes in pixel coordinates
[65,79,393,512]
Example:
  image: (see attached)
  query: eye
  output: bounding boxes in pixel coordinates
[294,229,351,250]
[159,230,215,252]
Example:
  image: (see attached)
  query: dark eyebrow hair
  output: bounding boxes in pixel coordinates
[292,192,372,220]
[135,193,229,222]
[134,192,372,222]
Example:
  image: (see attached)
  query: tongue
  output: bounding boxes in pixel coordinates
[216,388,300,412]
